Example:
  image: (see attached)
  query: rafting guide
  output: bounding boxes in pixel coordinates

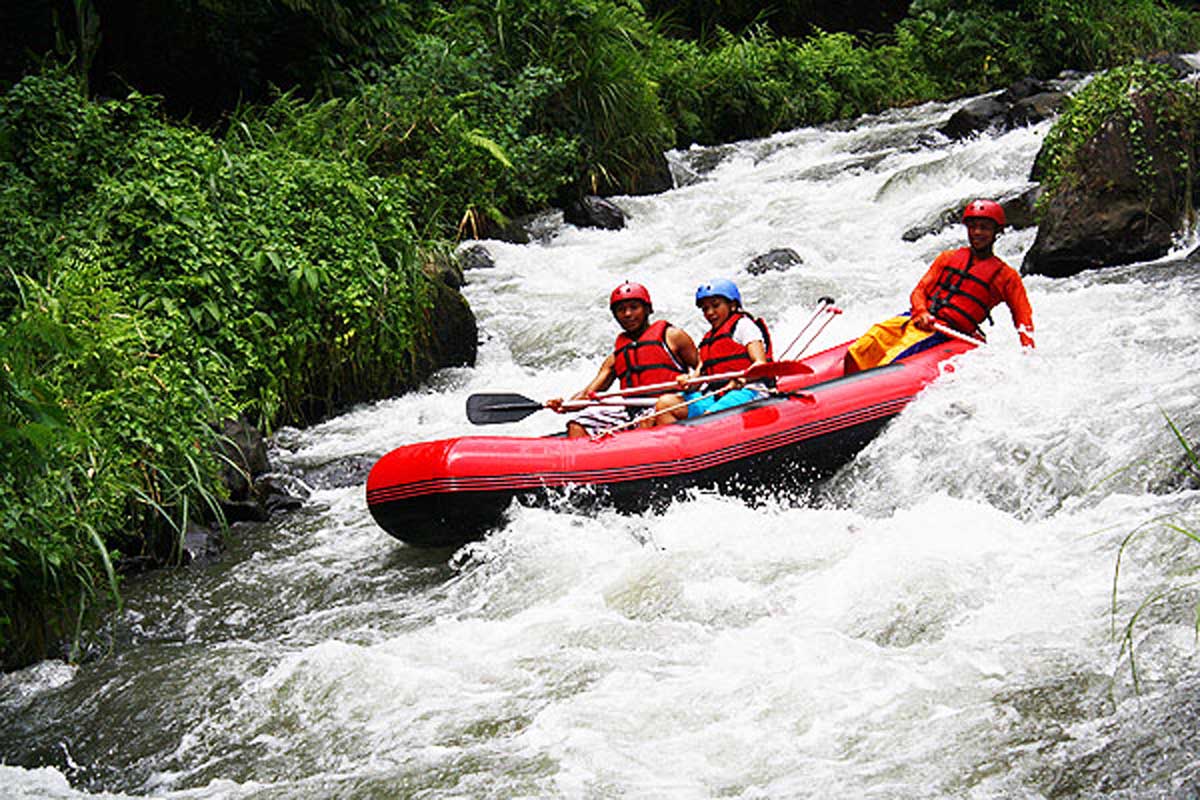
[545,281,699,437]
[843,198,1036,375]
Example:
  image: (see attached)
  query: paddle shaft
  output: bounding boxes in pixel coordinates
[595,389,717,437]
[466,394,655,425]
[562,398,656,410]
[776,297,839,361]
[931,322,985,347]
[590,360,809,401]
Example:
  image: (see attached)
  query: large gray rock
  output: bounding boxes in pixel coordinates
[746,248,803,275]
[216,416,269,502]
[1006,91,1067,128]
[939,78,1067,141]
[564,195,627,230]
[901,186,1040,242]
[457,244,496,272]
[1022,95,1195,278]
[628,152,674,195]
[939,96,1010,140]
[422,254,479,369]
[491,210,563,244]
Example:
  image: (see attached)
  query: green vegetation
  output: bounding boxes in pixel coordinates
[650,0,1200,147]
[3,0,1199,667]
[1,71,431,666]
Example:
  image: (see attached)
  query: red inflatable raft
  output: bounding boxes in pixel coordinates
[366,338,972,548]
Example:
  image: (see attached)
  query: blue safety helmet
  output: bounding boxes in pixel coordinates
[695,278,741,307]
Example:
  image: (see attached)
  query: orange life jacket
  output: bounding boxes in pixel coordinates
[699,311,773,376]
[927,247,1005,336]
[613,319,687,389]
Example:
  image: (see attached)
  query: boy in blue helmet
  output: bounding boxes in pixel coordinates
[650,279,773,425]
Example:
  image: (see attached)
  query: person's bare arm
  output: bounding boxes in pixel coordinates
[546,354,617,411]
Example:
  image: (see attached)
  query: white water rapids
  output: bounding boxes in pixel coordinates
[3,90,1200,799]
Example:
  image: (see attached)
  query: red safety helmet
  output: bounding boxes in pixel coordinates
[962,199,1006,229]
[609,281,652,312]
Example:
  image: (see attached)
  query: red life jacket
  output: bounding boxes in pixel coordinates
[927,247,1005,337]
[699,311,773,376]
[613,319,687,389]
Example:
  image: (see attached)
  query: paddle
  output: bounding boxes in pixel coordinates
[777,297,840,361]
[931,322,985,347]
[466,394,656,425]
[589,359,813,401]
[594,384,729,438]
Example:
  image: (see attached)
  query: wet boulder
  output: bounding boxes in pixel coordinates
[939,96,1009,140]
[996,185,1041,231]
[1006,91,1067,128]
[420,252,478,368]
[423,271,478,369]
[293,455,376,490]
[213,417,308,526]
[457,244,495,272]
[901,208,962,242]
[668,144,737,187]
[628,152,674,196]
[563,195,626,230]
[999,77,1051,104]
[258,474,309,514]
[182,522,224,566]
[901,187,1040,242]
[746,248,803,275]
[216,416,269,503]
[939,78,1066,140]
[1023,75,1197,278]
[427,251,465,290]
[490,210,563,244]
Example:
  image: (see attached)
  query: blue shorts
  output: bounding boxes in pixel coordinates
[683,387,761,419]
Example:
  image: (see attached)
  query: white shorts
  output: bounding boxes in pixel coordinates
[567,403,637,435]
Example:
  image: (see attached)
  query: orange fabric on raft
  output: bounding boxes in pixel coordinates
[910,248,1035,347]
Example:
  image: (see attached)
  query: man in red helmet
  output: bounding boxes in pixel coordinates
[844,199,1035,374]
[547,282,699,437]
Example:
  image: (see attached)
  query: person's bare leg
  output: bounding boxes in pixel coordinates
[643,393,685,427]
[655,394,692,426]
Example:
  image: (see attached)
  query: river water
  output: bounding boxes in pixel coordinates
[3,89,1200,799]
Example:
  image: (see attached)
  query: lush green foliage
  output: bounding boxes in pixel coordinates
[349,33,581,234]
[436,0,676,197]
[0,71,432,665]
[653,26,937,146]
[652,0,1200,146]
[22,0,1200,195]
[897,0,1200,96]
